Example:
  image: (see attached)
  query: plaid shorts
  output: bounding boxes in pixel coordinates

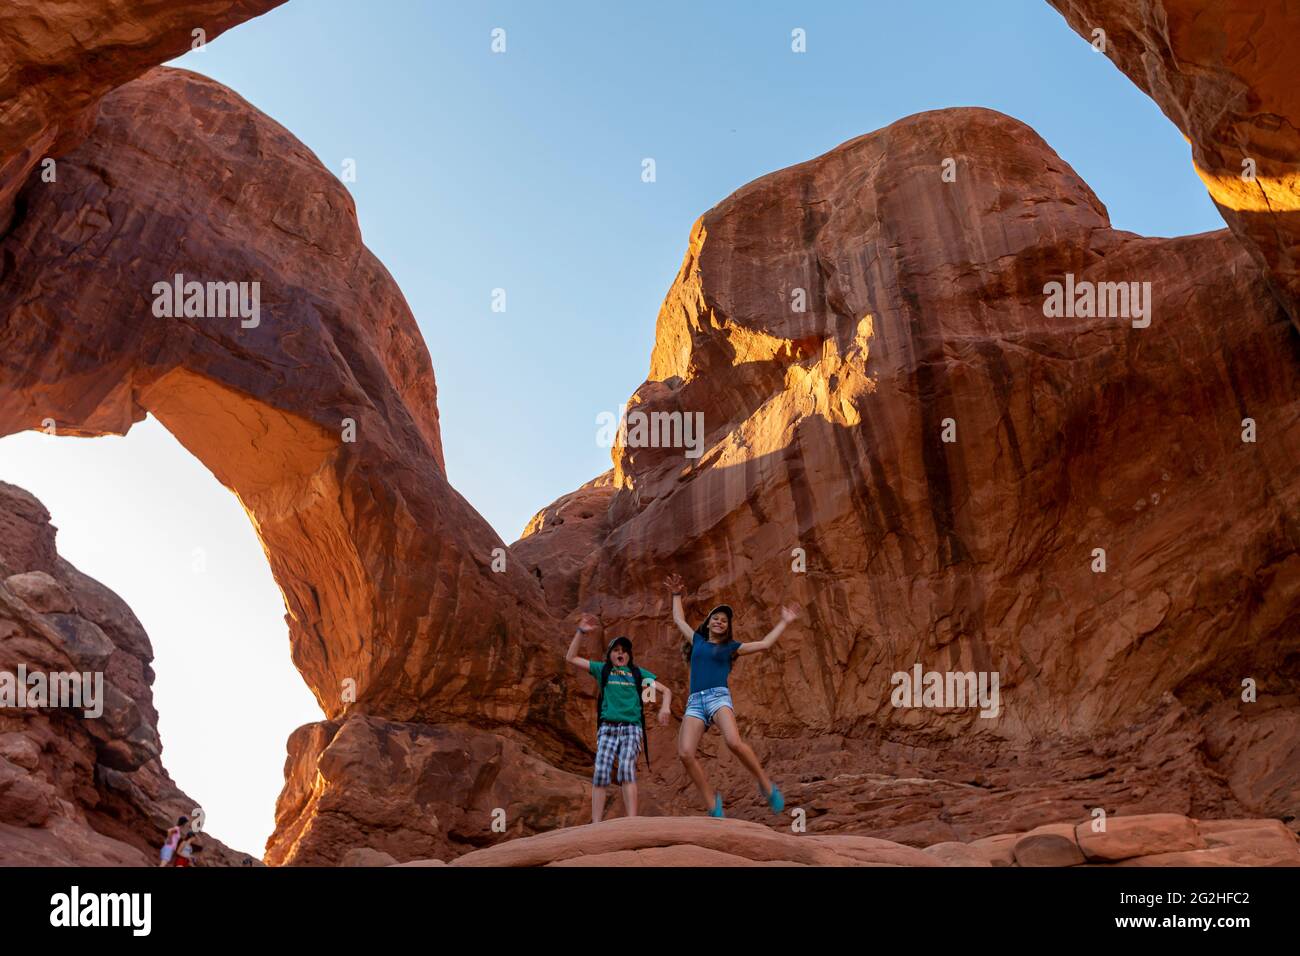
[593,721,643,786]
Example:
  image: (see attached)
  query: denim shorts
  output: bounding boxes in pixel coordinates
[684,687,733,727]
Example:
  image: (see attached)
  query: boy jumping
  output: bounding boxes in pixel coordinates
[566,613,673,823]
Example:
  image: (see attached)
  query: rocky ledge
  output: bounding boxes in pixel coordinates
[376,813,1300,868]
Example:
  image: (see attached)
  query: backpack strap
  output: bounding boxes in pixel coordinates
[629,664,649,770]
[597,661,612,734]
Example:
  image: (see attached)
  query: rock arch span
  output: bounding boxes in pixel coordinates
[1,67,570,738]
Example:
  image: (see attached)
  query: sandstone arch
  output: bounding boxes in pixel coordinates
[0,67,575,740]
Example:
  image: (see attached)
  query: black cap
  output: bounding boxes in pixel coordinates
[607,636,633,655]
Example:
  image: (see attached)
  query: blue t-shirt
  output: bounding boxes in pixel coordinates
[688,631,741,694]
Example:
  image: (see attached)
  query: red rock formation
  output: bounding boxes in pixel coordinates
[1,0,1296,866]
[1046,0,1300,331]
[267,714,593,866]
[0,481,250,864]
[517,106,1300,841]
[386,814,1300,867]
[0,61,591,731]
[0,64,597,862]
[0,0,286,232]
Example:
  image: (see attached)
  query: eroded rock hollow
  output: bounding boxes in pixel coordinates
[0,0,1296,865]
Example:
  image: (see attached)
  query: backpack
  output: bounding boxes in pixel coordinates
[597,661,650,770]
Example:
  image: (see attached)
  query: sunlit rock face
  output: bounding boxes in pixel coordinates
[518,107,1300,840]
[1048,0,1300,332]
[0,0,287,233]
[0,481,255,865]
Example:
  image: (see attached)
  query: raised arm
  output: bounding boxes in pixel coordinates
[736,603,799,656]
[664,574,695,640]
[565,613,599,673]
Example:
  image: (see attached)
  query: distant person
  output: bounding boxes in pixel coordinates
[665,574,798,818]
[565,613,673,823]
[174,834,202,868]
[158,815,188,867]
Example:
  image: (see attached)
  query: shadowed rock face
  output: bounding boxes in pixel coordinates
[1047,0,1300,332]
[267,714,593,866]
[0,0,287,232]
[1,1,1297,866]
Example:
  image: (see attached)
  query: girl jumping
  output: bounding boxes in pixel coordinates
[665,574,798,818]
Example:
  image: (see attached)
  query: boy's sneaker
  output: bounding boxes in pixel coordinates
[708,793,725,818]
[762,783,784,814]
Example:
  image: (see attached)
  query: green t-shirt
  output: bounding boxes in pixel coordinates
[588,660,656,724]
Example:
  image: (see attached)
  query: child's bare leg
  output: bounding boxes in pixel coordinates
[591,785,608,823]
[677,716,715,808]
[714,707,772,792]
[621,780,639,817]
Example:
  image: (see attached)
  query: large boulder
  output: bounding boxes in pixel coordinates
[268,715,590,866]
[1074,812,1205,862]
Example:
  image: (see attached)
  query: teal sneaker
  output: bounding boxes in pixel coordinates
[708,793,725,818]
[762,783,784,814]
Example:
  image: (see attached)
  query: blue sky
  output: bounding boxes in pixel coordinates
[0,1,1224,854]
[174,0,1223,542]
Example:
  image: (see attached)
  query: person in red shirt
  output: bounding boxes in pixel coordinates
[172,832,201,867]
